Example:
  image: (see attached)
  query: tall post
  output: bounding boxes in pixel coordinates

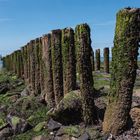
[104,47,109,73]
[75,23,98,125]
[27,43,31,85]
[95,49,100,71]
[103,8,140,135]
[62,28,76,94]
[42,34,55,108]
[21,45,28,82]
[51,29,63,105]
[39,38,45,92]
[29,40,36,95]
[34,38,41,95]
[91,48,95,71]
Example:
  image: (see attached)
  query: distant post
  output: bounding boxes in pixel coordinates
[104,47,109,73]
[95,49,100,71]
[91,48,95,71]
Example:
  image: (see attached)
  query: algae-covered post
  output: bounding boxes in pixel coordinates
[42,34,55,108]
[34,38,41,95]
[62,28,76,94]
[21,45,28,82]
[95,49,100,71]
[27,43,31,84]
[13,52,17,74]
[16,50,22,78]
[104,47,109,73]
[29,40,36,95]
[19,49,24,78]
[9,54,12,72]
[75,23,98,125]
[6,55,10,71]
[103,8,140,135]
[90,48,95,71]
[38,38,44,94]
[2,57,5,68]
[51,29,63,105]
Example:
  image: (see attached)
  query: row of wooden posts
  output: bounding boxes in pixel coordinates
[2,33,110,105]
[2,47,110,77]
[2,24,100,123]
[2,7,139,136]
[2,24,110,123]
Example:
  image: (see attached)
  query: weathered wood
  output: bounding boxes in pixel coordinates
[51,29,63,105]
[103,8,140,135]
[62,28,76,94]
[42,34,55,108]
[104,47,109,73]
[95,49,100,71]
[75,23,98,125]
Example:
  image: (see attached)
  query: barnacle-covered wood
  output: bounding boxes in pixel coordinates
[51,29,63,105]
[29,40,36,95]
[104,47,109,73]
[103,8,140,135]
[62,28,76,94]
[34,38,41,95]
[75,23,98,125]
[39,38,45,92]
[42,34,55,108]
[95,49,100,71]
[90,48,95,71]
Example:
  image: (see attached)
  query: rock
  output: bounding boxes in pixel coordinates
[137,69,140,76]
[50,132,54,135]
[0,118,8,130]
[36,96,47,105]
[33,122,46,132]
[79,132,90,140]
[20,87,29,97]
[132,96,140,108]
[103,134,115,140]
[71,137,79,140]
[32,135,49,140]
[56,127,66,136]
[9,95,19,102]
[0,83,9,94]
[116,128,140,140]
[47,90,82,125]
[0,127,13,139]
[54,135,70,140]
[47,119,62,131]
[0,105,7,113]
[130,107,140,129]
[22,99,31,110]
[132,102,140,108]
[94,97,106,121]
[6,114,32,134]
[17,81,23,86]
[56,126,80,138]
